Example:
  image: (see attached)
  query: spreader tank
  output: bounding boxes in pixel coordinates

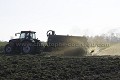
[46,30,88,56]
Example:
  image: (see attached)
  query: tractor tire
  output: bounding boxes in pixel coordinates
[4,44,15,54]
[22,42,34,54]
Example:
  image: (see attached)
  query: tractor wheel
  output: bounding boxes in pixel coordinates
[22,42,34,54]
[4,44,15,54]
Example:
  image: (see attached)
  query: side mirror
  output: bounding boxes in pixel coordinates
[15,34,17,36]
[15,33,20,36]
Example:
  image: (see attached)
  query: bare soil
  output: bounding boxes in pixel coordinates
[0,54,120,80]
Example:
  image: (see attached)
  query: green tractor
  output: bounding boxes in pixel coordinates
[4,31,43,54]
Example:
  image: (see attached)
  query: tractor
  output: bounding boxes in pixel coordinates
[4,31,43,54]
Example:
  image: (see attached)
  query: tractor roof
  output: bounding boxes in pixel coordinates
[21,31,36,33]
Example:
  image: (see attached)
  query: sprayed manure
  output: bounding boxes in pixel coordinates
[46,36,88,56]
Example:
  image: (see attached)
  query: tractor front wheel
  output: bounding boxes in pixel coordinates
[22,42,34,54]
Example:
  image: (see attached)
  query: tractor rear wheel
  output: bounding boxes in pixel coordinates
[4,44,15,54]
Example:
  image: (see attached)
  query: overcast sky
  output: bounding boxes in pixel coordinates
[0,0,120,41]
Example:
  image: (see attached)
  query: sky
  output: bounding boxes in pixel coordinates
[0,0,120,41]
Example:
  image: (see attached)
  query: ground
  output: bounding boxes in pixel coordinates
[0,41,7,53]
[0,54,120,80]
[1,41,120,79]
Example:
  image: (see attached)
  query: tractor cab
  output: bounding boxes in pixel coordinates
[15,31,36,40]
